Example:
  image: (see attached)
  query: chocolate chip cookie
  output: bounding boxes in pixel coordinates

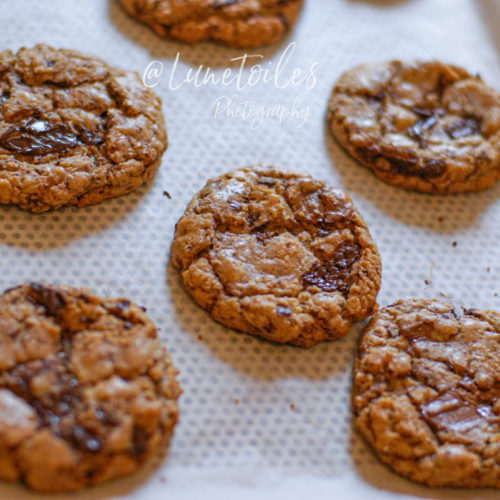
[0,44,167,212]
[171,166,381,348]
[0,283,180,492]
[119,0,303,48]
[354,299,500,488]
[328,61,500,194]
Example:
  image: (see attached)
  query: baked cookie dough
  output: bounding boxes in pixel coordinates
[354,299,500,488]
[0,283,180,493]
[171,166,381,348]
[0,44,167,212]
[328,61,500,194]
[119,0,303,48]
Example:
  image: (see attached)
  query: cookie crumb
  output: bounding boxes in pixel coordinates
[234,399,240,405]
[290,403,295,410]
[197,335,203,340]
[487,267,491,272]
[424,279,431,285]
[163,191,172,199]
[452,241,457,247]
[437,216,445,222]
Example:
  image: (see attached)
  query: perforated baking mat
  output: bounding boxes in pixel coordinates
[1,0,500,498]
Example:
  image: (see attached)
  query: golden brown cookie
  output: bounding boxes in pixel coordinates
[0,44,167,212]
[171,166,381,348]
[353,299,500,488]
[118,0,303,48]
[328,61,500,194]
[0,283,180,493]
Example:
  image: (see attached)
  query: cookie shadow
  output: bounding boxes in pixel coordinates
[349,423,500,499]
[476,0,500,62]
[0,181,154,251]
[108,0,301,68]
[166,261,360,382]
[324,121,500,233]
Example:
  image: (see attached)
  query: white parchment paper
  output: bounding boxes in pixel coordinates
[1,0,500,498]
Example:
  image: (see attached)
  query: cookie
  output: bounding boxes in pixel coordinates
[0,283,180,493]
[0,44,167,212]
[118,0,303,48]
[171,166,381,348]
[328,61,500,194]
[353,299,500,488]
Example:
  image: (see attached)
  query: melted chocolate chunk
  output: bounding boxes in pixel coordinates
[421,390,494,436]
[383,149,445,179]
[78,126,104,146]
[0,118,79,156]
[421,159,446,178]
[303,243,360,295]
[3,359,81,431]
[228,201,242,210]
[29,283,66,316]
[386,152,419,172]
[445,118,481,139]
[408,115,438,141]
[412,107,435,118]
[71,425,102,453]
[213,0,241,7]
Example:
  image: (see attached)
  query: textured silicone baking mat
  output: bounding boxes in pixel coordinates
[1,0,500,498]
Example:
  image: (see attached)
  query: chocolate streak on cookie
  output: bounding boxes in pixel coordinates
[0,118,102,156]
[2,359,104,454]
[356,144,445,179]
[445,117,481,140]
[303,243,361,295]
[29,283,66,317]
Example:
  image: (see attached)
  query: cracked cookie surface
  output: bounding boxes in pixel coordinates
[0,44,167,212]
[171,166,381,348]
[353,299,500,488]
[0,283,180,492]
[328,61,500,194]
[119,0,303,48]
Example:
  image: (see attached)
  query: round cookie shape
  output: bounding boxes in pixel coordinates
[119,0,303,48]
[171,166,381,348]
[0,283,180,493]
[328,61,500,194]
[0,44,167,212]
[353,299,500,488]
